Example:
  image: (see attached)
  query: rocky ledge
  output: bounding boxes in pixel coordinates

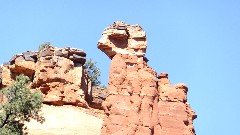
[1,45,91,107]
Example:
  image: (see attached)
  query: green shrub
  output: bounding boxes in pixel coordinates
[38,42,50,52]
[0,75,44,135]
[84,59,101,86]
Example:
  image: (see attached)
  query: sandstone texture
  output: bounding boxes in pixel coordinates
[1,45,107,109]
[1,45,91,107]
[154,73,197,134]
[1,45,107,134]
[98,21,197,135]
[0,21,197,135]
[32,46,87,107]
[25,104,103,135]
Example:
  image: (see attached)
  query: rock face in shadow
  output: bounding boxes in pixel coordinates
[98,21,197,135]
[90,86,108,109]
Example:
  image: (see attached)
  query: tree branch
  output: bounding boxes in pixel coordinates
[0,112,11,128]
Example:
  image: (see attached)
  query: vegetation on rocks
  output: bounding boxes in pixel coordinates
[38,42,50,52]
[0,75,44,135]
[84,59,101,86]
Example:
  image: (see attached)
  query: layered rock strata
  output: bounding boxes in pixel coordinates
[153,73,197,134]
[1,46,89,107]
[33,46,87,106]
[98,21,197,135]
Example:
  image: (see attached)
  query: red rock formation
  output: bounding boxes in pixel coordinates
[90,86,108,109]
[0,45,108,134]
[1,46,89,107]
[154,73,197,135]
[98,21,197,135]
[32,46,88,107]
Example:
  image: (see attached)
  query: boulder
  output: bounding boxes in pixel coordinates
[72,54,86,64]
[9,55,18,65]
[23,51,38,62]
[89,86,107,109]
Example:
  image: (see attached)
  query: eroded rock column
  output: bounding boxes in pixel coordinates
[154,73,197,135]
[98,21,197,135]
[98,21,157,134]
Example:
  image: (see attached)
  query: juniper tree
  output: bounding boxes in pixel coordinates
[84,59,101,86]
[0,75,44,135]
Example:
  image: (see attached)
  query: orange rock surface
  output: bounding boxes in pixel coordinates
[0,21,197,135]
[1,46,89,107]
[98,21,197,135]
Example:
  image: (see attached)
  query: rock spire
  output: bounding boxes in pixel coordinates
[98,21,197,135]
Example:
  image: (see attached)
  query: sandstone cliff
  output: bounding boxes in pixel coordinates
[98,21,197,135]
[25,104,103,135]
[0,21,197,135]
[0,45,106,135]
[0,45,107,108]
[1,45,90,107]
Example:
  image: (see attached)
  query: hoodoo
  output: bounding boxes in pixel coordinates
[98,21,197,135]
[0,21,196,135]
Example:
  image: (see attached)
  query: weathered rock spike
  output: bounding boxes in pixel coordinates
[98,22,196,135]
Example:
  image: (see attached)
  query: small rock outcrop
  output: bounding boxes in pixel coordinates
[32,46,87,107]
[154,73,197,134]
[98,21,197,135]
[90,86,107,109]
[1,46,90,107]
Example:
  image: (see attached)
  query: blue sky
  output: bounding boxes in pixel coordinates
[0,1,239,135]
